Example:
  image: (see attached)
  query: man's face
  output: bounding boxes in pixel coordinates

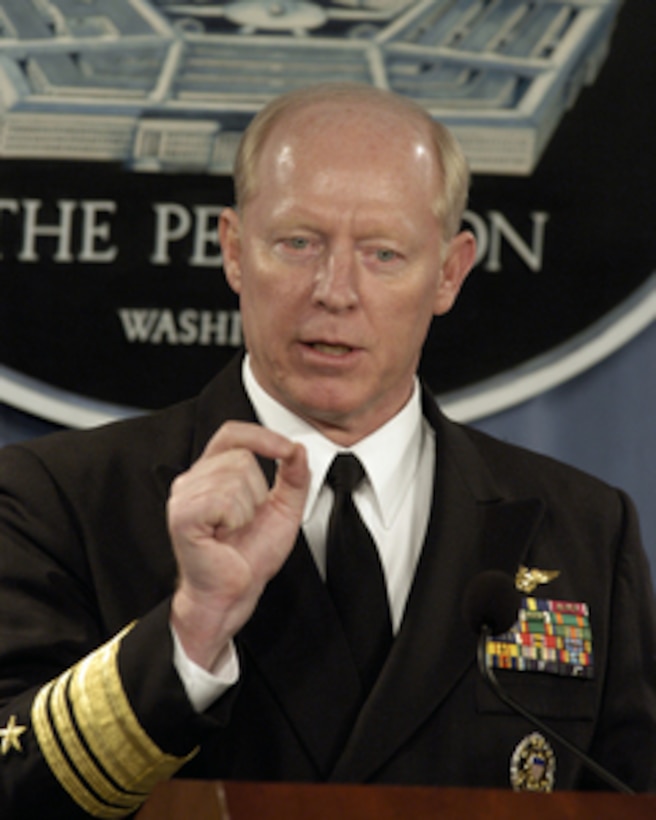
[220,102,474,444]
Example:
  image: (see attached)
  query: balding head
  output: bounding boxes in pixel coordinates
[233,83,470,240]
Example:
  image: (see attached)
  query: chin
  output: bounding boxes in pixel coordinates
[289,391,360,426]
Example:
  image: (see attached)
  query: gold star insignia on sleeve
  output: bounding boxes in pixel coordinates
[1,715,27,756]
[515,565,561,594]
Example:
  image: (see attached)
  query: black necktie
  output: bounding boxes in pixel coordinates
[325,454,393,694]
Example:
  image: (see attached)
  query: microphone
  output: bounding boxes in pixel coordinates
[463,570,635,795]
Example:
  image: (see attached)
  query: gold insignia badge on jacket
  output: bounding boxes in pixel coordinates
[515,565,560,593]
[510,732,556,792]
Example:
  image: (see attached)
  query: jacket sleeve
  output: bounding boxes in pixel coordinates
[0,444,203,819]
[584,490,656,791]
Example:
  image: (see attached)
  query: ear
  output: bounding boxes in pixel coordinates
[219,207,243,294]
[433,230,477,316]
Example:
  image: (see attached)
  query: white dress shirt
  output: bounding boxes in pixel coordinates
[173,356,435,709]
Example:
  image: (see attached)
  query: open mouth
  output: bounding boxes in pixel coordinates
[309,342,353,356]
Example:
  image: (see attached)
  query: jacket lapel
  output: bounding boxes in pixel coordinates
[151,354,257,497]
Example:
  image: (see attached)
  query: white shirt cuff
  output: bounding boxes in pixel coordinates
[171,626,240,712]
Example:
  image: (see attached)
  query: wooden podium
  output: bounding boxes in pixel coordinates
[137,780,656,819]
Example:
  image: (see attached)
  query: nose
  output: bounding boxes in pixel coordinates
[312,244,359,311]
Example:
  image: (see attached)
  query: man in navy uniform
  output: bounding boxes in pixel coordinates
[0,83,654,817]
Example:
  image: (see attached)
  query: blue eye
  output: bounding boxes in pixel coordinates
[288,237,309,250]
[376,248,397,262]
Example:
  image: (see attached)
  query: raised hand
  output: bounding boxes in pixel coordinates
[168,421,309,670]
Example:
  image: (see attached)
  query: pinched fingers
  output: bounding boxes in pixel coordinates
[167,420,309,548]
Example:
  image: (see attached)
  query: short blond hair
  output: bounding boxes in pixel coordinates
[232,83,470,240]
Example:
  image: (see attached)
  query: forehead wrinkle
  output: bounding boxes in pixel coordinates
[263,160,436,242]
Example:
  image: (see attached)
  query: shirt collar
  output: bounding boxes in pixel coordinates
[243,356,424,529]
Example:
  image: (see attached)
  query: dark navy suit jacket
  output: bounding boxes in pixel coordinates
[1,355,655,817]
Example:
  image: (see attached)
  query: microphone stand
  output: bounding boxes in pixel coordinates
[477,625,635,795]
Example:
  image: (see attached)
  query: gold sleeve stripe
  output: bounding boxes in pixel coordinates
[50,668,139,809]
[32,673,133,818]
[32,626,198,818]
[72,631,196,791]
